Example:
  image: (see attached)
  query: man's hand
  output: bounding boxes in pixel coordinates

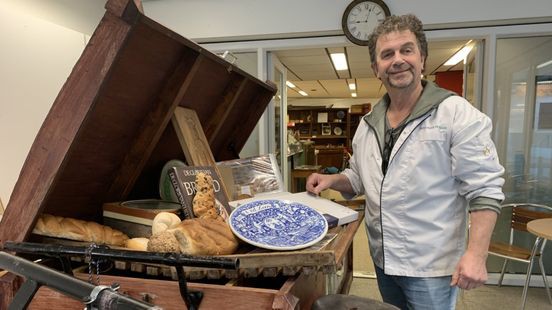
[451,209,497,290]
[451,251,488,290]
[306,173,354,196]
[306,173,332,195]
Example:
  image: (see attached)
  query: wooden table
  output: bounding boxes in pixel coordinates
[527,218,552,240]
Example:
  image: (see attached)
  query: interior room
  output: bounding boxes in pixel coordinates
[0,0,551,309]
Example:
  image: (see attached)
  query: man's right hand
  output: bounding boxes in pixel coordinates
[306,173,355,196]
[306,173,334,195]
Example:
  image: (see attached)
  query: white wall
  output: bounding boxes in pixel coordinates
[142,0,552,41]
[0,2,88,205]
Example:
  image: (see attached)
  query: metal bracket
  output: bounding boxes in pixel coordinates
[175,265,203,310]
[220,51,238,64]
[8,279,40,310]
[84,285,112,306]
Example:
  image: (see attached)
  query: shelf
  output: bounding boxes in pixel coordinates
[300,135,346,139]
[288,107,356,152]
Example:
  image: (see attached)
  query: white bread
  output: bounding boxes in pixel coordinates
[151,212,181,236]
[126,237,149,251]
[33,214,129,246]
[172,218,238,255]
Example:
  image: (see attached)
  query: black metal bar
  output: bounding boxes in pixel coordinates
[0,251,92,301]
[59,256,75,275]
[0,252,159,309]
[3,242,239,269]
[9,279,40,310]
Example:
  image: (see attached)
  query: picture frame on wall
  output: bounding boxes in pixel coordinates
[321,123,331,135]
[317,112,328,123]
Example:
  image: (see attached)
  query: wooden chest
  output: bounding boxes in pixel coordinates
[0,0,360,308]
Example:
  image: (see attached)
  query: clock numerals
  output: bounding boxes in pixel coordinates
[342,0,390,45]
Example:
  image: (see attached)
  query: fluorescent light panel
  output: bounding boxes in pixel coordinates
[330,53,348,70]
[298,90,308,96]
[351,92,357,97]
[349,82,356,90]
[537,59,552,69]
[286,81,296,88]
[444,45,473,66]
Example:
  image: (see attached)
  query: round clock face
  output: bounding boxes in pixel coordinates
[342,0,390,46]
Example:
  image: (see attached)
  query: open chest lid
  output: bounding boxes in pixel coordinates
[0,0,276,245]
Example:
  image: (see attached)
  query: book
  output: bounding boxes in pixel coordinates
[168,166,232,220]
[229,191,359,226]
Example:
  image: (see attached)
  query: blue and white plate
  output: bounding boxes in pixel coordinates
[229,199,328,251]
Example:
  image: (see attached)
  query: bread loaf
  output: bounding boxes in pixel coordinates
[33,214,129,246]
[126,237,149,251]
[172,218,238,255]
[147,231,180,253]
[192,172,223,221]
[151,212,181,236]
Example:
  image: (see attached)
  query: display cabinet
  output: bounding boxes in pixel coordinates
[288,107,349,148]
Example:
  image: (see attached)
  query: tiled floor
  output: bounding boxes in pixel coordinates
[351,222,552,309]
[349,276,552,309]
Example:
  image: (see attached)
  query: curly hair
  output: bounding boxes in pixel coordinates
[367,14,428,68]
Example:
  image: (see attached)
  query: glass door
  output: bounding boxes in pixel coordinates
[267,53,289,189]
[491,35,552,274]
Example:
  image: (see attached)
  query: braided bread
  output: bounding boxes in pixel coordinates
[33,214,129,246]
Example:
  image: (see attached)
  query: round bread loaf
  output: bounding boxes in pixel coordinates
[151,212,181,236]
[147,231,180,253]
[172,218,238,255]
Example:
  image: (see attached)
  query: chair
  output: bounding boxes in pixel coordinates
[488,203,552,309]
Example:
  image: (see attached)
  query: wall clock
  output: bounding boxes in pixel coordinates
[342,0,391,46]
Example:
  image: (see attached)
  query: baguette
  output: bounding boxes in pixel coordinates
[33,214,129,246]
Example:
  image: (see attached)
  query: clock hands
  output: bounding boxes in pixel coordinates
[349,6,376,24]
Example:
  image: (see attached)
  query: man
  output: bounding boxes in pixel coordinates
[306,14,504,309]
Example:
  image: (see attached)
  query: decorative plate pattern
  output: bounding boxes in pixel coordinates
[229,199,328,251]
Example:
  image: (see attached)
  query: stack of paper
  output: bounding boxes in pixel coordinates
[229,191,359,226]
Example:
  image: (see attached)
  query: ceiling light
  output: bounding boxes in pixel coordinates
[330,53,348,70]
[537,59,552,69]
[444,44,473,66]
[349,82,356,90]
[286,81,296,88]
[298,90,308,96]
[351,92,357,98]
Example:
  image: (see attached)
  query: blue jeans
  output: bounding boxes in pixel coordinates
[375,265,458,310]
